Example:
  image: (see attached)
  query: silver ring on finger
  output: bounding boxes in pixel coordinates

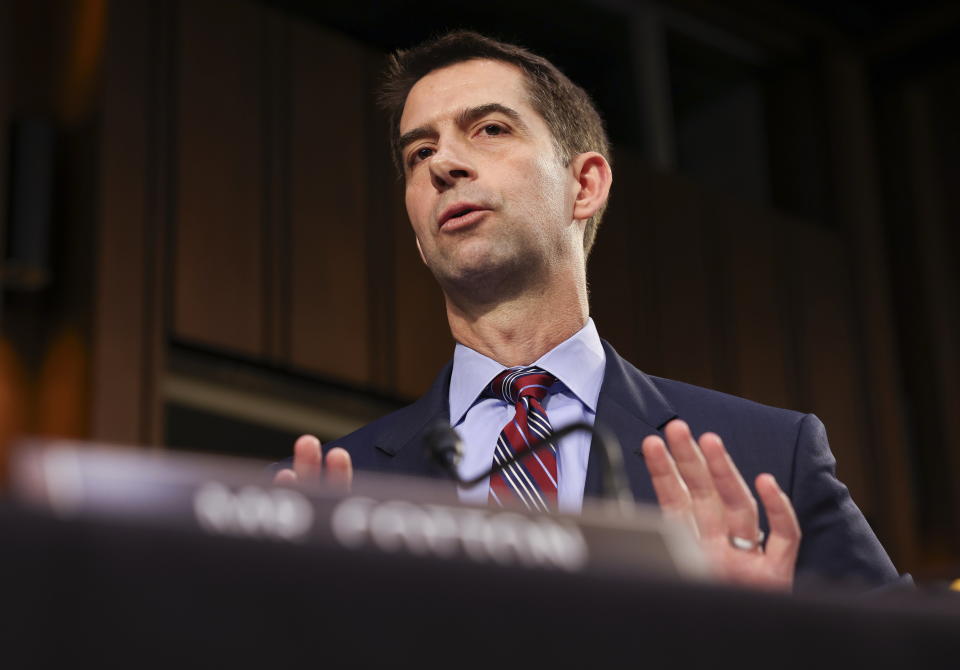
[728,530,765,552]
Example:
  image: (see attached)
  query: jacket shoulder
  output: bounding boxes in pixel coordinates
[640,374,812,488]
[648,374,807,432]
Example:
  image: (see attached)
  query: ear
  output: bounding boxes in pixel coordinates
[569,152,612,222]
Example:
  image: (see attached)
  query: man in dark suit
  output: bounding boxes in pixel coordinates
[276,31,902,591]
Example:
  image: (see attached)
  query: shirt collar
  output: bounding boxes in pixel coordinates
[448,318,606,426]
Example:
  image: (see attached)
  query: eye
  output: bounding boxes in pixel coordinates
[409,146,434,166]
[480,123,506,136]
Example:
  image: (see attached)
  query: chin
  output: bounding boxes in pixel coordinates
[433,250,531,301]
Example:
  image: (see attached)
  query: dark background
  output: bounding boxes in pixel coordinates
[0,0,958,581]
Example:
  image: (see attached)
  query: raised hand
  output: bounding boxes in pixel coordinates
[641,419,800,591]
[273,434,353,490]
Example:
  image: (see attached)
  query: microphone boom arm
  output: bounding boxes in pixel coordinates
[426,421,635,516]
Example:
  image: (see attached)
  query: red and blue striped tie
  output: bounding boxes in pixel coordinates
[484,366,559,512]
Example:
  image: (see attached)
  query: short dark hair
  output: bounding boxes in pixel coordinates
[378,31,611,256]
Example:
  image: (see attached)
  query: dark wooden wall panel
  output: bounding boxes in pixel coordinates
[392,223,452,400]
[173,0,265,357]
[92,0,173,445]
[904,78,960,517]
[824,51,915,566]
[361,52,402,395]
[713,194,793,409]
[287,21,371,385]
[0,0,7,245]
[92,0,150,443]
[788,223,871,515]
[589,152,653,368]
[1,0,18,466]
[261,7,287,363]
[644,172,719,391]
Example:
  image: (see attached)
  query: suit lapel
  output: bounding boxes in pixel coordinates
[372,360,453,477]
[585,340,678,503]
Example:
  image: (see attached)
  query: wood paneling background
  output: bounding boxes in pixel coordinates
[84,0,959,574]
[174,0,266,357]
[92,0,153,444]
[287,21,373,384]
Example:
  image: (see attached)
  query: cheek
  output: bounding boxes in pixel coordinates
[404,185,430,234]
[523,155,570,220]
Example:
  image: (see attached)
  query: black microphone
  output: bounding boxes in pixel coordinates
[423,422,464,473]
[424,421,634,515]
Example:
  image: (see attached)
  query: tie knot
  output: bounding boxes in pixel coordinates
[484,366,557,405]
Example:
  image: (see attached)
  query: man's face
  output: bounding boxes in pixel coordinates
[398,59,580,294]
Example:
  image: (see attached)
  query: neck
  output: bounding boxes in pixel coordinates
[444,271,589,367]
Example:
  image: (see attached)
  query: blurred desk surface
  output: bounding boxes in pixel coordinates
[2,500,959,668]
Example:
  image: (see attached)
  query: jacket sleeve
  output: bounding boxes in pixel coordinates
[789,413,905,590]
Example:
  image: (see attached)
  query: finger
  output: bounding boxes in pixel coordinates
[273,468,297,485]
[699,432,759,543]
[755,474,801,570]
[663,420,726,538]
[641,435,697,535]
[324,447,353,491]
[293,434,322,481]
[642,435,692,511]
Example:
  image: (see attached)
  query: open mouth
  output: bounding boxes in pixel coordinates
[439,203,488,229]
[446,207,476,223]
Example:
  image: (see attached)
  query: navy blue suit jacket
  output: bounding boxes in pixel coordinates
[329,340,901,588]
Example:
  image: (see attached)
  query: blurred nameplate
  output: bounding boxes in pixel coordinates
[10,439,708,582]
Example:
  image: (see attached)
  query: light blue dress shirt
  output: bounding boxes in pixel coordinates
[448,318,606,513]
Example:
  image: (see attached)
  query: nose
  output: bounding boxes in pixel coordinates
[428,142,476,192]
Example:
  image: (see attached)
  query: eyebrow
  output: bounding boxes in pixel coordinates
[397,103,529,156]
